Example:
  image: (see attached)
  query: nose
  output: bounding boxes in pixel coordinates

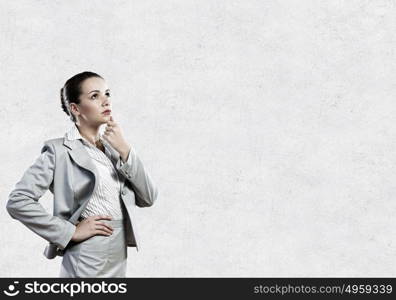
[102,95,111,107]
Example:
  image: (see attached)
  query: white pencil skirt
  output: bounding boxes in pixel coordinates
[59,219,128,278]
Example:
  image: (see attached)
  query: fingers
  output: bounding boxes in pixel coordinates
[91,215,114,235]
[96,221,114,232]
[103,130,113,139]
[93,215,112,221]
[95,224,113,235]
[106,118,116,127]
[104,124,116,138]
[104,127,114,134]
[94,229,113,236]
[107,115,115,124]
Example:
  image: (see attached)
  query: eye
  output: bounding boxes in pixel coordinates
[106,92,111,97]
[91,93,98,100]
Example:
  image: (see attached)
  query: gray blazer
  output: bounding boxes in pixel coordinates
[6,135,158,259]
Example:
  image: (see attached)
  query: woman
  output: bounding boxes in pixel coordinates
[6,71,159,278]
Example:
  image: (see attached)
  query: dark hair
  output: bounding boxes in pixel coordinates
[60,71,103,122]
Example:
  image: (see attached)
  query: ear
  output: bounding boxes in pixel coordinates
[69,103,79,115]
[69,103,80,121]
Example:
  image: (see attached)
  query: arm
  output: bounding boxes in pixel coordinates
[6,142,76,250]
[115,147,159,207]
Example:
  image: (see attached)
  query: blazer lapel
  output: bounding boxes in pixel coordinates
[102,139,127,186]
[63,137,100,223]
[63,135,126,190]
[63,137,98,181]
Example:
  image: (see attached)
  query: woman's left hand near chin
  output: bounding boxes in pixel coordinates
[102,115,131,162]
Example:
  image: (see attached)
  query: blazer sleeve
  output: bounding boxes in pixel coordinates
[6,141,76,250]
[115,147,159,207]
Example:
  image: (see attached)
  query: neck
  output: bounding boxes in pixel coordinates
[75,122,101,145]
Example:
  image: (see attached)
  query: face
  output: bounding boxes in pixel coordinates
[70,77,112,126]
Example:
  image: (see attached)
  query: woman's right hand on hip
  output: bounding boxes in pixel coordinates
[71,215,114,242]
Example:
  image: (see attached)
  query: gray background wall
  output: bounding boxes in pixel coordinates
[1,0,395,277]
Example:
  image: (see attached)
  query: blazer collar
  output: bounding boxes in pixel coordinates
[63,123,120,160]
[63,122,101,149]
[62,123,122,183]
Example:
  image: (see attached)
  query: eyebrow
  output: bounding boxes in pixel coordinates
[88,89,110,94]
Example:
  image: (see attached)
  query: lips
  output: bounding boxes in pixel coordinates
[102,110,111,114]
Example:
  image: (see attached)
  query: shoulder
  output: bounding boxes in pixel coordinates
[41,137,65,152]
[44,137,64,146]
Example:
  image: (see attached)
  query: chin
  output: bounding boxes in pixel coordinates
[97,118,108,125]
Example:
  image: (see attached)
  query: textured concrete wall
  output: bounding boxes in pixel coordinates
[1,0,395,277]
